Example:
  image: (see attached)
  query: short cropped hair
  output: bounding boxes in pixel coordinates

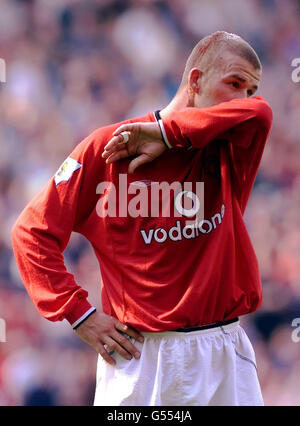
[180,31,261,88]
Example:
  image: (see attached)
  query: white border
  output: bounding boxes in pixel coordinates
[71,307,96,329]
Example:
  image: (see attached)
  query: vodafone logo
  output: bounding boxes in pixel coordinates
[140,204,225,245]
[174,190,201,218]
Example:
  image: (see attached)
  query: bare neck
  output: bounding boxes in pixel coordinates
[159,88,190,120]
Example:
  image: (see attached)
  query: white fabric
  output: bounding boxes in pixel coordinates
[93,320,263,406]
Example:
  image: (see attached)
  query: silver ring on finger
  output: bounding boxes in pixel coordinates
[119,131,130,144]
[104,344,114,356]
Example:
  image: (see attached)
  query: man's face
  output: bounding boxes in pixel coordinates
[194,50,261,108]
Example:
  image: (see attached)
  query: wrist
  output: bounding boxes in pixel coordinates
[154,110,172,149]
[64,298,96,329]
[72,307,97,330]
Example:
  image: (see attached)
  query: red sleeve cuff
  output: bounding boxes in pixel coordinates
[161,118,190,149]
[64,299,95,326]
[160,118,177,148]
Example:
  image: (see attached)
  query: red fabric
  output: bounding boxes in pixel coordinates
[11,97,273,332]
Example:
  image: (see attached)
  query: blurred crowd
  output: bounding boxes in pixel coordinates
[0,0,300,406]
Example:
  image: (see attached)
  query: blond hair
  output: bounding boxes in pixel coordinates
[179,31,261,89]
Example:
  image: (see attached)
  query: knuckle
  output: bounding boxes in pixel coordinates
[109,342,117,350]
[98,346,108,357]
[118,336,128,345]
[101,353,112,363]
[100,351,109,360]
[114,319,123,328]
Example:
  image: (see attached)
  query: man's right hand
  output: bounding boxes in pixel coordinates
[75,311,144,365]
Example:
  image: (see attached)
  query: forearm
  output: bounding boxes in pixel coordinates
[160,97,272,149]
[11,207,94,326]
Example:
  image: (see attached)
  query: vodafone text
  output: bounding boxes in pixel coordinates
[141,204,225,245]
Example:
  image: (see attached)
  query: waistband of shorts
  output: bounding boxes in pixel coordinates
[141,318,239,339]
[171,317,239,333]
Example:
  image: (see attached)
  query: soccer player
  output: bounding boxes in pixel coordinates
[12,31,273,406]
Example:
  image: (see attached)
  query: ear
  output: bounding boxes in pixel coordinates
[188,68,202,94]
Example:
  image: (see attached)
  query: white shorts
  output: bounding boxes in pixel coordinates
[93,319,263,406]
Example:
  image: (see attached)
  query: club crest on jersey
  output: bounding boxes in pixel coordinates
[54,157,82,186]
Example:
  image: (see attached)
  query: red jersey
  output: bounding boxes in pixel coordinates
[11,97,273,332]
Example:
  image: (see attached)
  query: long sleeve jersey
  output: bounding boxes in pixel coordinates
[11,96,273,332]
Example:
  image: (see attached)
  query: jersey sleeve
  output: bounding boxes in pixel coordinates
[225,117,271,213]
[161,97,273,213]
[160,97,273,150]
[11,129,105,326]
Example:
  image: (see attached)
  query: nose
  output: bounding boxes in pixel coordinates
[235,89,248,99]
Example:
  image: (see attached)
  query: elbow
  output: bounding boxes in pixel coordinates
[253,98,273,131]
[11,209,30,255]
[11,218,23,254]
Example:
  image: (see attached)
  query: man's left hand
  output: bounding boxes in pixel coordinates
[102,122,166,174]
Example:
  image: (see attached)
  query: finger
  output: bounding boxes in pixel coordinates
[102,142,126,160]
[115,322,144,343]
[111,331,141,360]
[103,134,126,153]
[97,343,116,366]
[105,336,134,361]
[128,154,153,174]
[105,149,129,164]
[119,131,130,144]
[113,123,137,137]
